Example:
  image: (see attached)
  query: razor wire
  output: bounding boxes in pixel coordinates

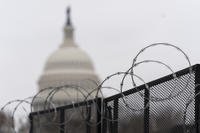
[0,43,198,133]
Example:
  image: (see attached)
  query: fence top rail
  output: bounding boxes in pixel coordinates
[104,64,199,102]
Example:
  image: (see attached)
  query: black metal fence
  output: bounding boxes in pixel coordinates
[29,64,200,133]
[29,98,102,133]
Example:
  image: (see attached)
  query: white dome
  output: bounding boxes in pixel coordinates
[36,43,100,110]
[44,46,94,72]
[35,9,100,111]
[48,47,92,63]
[38,44,100,89]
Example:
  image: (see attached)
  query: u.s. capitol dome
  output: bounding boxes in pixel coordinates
[34,7,100,109]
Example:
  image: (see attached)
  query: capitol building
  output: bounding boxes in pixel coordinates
[33,7,100,111]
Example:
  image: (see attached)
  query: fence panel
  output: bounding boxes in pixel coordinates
[30,64,200,133]
[103,64,200,133]
[30,98,101,133]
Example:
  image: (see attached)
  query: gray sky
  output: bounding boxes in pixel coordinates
[0,0,200,108]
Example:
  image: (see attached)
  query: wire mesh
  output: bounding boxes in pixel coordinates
[103,65,198,133]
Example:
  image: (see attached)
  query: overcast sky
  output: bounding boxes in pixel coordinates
[0,0,200,108]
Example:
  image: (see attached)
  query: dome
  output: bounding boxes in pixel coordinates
[38,45,100,89]
[44,46,94,72]
[48,47,92,64]
[35,7,100,109]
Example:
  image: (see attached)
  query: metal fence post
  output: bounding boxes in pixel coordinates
[144,87,149,133]
[195,64,200,133]
[29,114,33,133]
[60,109,65,133]
[96,98,102,133]
[86,105,91,133]
[113,99,119,133]
[102,102,107,133]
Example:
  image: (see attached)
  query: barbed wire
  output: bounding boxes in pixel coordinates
[0,43,198,133]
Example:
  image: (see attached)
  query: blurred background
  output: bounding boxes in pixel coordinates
[0,1,200,132]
